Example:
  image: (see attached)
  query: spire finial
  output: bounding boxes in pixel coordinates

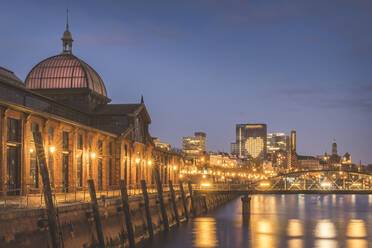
[141,95,144,104]
[66,8,69,30]
[62,9,73,54]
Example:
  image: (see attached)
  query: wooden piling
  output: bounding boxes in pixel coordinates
[88,179,105,247]
[202,195,208,214]
[32,131,61,248]
[188,181,196,217]
[119,180,135,248]
[179,181,189,221]
[241,195,251,222]
[169,180,180,226]
[154,166,169,232]
[141,180,153,239]
[187,181,196,217]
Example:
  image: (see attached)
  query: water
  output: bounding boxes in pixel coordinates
[141,194,372,248]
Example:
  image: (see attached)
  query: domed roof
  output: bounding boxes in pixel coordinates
[25,54,107,97]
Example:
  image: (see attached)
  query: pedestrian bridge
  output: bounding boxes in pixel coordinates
[194,170,372,194]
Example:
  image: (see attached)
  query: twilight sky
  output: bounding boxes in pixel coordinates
[1,0,371,164]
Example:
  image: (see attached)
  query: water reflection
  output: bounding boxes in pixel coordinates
[193,217,218,248]
[346,219,366,238]
[257,219,273,234]
[314,239,338,248]
[251,219,276,248]
[287,219,303,237]
[314,219,337,238]
[346,239,367,248]
[143,194,371,248]
[288,239,303,248]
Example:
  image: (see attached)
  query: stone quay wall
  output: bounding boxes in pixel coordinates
[0,191,235,247]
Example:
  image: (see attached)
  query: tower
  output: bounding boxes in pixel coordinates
[332,139,337,156]
[290,130,296,152]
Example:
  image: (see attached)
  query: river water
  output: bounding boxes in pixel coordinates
[141,194,372,248]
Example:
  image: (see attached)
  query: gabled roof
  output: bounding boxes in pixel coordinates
[94,103,151,123]
[94,104,142,115]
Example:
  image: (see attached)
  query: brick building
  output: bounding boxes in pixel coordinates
[0,21,182,196]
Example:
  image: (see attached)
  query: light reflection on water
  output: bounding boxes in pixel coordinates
[314,239,338,248]
[143,194,371,248]
[346,219,366,238]
[287,219,303,237]
[314,219,337,238]
[192,218,218,248]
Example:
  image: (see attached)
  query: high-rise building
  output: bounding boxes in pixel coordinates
[267,133,288,153]
[182,132,206,158]
[231,124,267,159]
[332,139,337,156]
[287,130,297,170]
[290,131,296,152]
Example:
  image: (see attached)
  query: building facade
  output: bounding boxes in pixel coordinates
[267,133,288,153]
[182,132,206,158]
[298,156,321,170]
[0,22,182,196]
[231,124,267,159]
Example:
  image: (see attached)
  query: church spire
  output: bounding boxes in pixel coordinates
[62,9,73,54]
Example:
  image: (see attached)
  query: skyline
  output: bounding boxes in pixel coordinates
[1,0,371,163]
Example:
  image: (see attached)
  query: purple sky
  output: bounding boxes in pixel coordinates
[1,0,371,164]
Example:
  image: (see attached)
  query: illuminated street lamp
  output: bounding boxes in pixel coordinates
[135,158,140,164]
[147,160,152,166]
[91,153,96,159]
[49,146,55,153]
[29,148,34,153]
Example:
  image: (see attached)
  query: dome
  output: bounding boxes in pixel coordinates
[25,54,107,97]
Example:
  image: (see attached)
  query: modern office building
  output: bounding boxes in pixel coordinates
[182,132,206,158]
[287,130,297,170]
[267,133,288,153]
[231,124,267,159]
[290,130,296,152]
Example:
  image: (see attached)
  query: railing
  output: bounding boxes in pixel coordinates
[0,183,185,209]
[192,183,253,192]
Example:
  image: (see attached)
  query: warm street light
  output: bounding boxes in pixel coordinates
[91,153,96,159]
[147,160,152,166]
[50,146,55,153]
[29,148,34,153]
[135,158,140,164]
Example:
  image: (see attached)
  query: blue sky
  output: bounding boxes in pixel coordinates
[1,0,371,164]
